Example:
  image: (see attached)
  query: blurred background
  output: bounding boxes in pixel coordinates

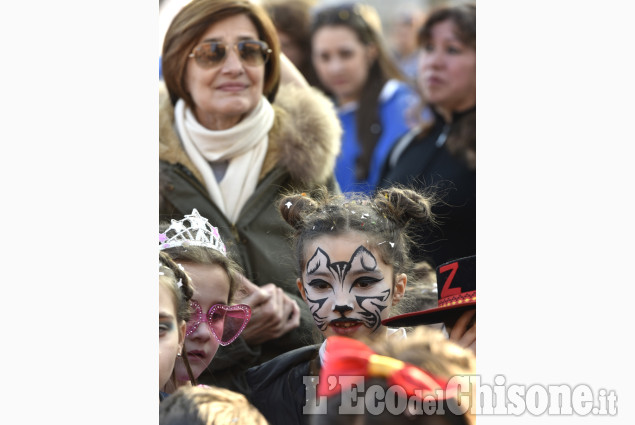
[159,0,474,58]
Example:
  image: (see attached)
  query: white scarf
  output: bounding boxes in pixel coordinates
[174,97,274,223]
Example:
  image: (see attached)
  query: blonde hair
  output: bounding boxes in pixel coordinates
[314,327,476,425]
[159,385,269,425]
[364,326,476,425]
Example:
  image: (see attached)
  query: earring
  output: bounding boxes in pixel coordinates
[177,352,182,358]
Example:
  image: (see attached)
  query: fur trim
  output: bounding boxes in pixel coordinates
[159,84,206,185]
[262,84,341,184]
[159,82,341,187]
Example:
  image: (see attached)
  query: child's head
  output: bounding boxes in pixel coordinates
[159,385,269,425]
[159,251,194,391]
[160,209,249,384]
[313,326,476,425]
[382,255,477,354]
[279,187,435,340]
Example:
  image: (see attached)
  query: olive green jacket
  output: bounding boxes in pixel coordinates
[159,82,341,394]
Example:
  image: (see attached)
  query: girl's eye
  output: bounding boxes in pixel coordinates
[339,49,354,59]
[308,279,332,290]
[447,45,461,54]
[353,277,381,288]
[317,52,330,62]
[159,321,174,335]
[423,43,434,53]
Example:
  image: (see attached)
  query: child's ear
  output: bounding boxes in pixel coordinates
[392,273,407,306]
[296,278,307,302]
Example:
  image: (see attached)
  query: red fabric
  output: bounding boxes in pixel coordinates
[317,336,457,400]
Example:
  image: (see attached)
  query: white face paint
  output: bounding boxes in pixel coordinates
[298,232,405,339]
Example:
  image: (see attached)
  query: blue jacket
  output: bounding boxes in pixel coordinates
[335,80,416,193]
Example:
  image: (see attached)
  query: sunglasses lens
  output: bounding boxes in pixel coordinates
[185,301,203,336]
[238,41,269,66]
[208,305,251,345]
[194,43,226,68]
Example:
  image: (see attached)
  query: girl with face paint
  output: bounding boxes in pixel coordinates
[245,186,436,425]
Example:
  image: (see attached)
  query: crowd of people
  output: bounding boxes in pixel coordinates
[158,0,476,423]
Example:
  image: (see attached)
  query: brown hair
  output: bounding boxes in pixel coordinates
[159,250,197,386]
[279,186,436,281]
[262,0,320,86]
[418,3,476,50]
[162,0,281,107]
[160,385,269,425]
[412,3,476,170]
[310,2,406,182]
[160,250,194,324]
[159,223,243,304]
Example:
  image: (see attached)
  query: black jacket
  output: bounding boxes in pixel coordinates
[246,344,322,425]
[378,107,476,267]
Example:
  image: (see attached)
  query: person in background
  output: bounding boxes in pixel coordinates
[159,0,342,395]
[383,255,476,356]
[310,2,417,194]
[377,3,476,268]
[262,0,320,87]
[386,2,427,85]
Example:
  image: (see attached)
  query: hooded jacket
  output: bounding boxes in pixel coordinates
[159,82,341,394]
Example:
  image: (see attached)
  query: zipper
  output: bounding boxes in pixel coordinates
[173,163,219,207]
[435,123,451,148]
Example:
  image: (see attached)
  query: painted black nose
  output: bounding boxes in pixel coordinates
[333,304,353,315]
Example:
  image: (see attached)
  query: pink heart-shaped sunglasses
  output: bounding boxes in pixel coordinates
[186,301,252,346]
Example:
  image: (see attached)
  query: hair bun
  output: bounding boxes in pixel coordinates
[279,192,320,229]
[374,187,435,228]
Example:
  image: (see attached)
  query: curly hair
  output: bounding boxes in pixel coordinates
[279,186,437,280]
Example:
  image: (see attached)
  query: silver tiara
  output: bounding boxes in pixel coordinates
[159,209,227,256]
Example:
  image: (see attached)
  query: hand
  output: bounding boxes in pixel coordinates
[447,309,476,355]
[233,274,301,345]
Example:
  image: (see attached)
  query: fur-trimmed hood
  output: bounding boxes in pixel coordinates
[159,83,341,187]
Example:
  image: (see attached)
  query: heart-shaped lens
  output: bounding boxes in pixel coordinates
[207,304,252,346]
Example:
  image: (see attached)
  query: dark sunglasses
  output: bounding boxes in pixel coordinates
[186,301,251,346]
[188,40,272,69]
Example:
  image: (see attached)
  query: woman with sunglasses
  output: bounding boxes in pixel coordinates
[310,2,417,194]
[160,0,341,395]
[160,209,251,393]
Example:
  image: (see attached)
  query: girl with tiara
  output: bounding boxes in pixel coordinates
[160,209,252,393]
[245,186,436,425]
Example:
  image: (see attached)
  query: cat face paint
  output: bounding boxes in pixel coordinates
[299,233,398,339]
